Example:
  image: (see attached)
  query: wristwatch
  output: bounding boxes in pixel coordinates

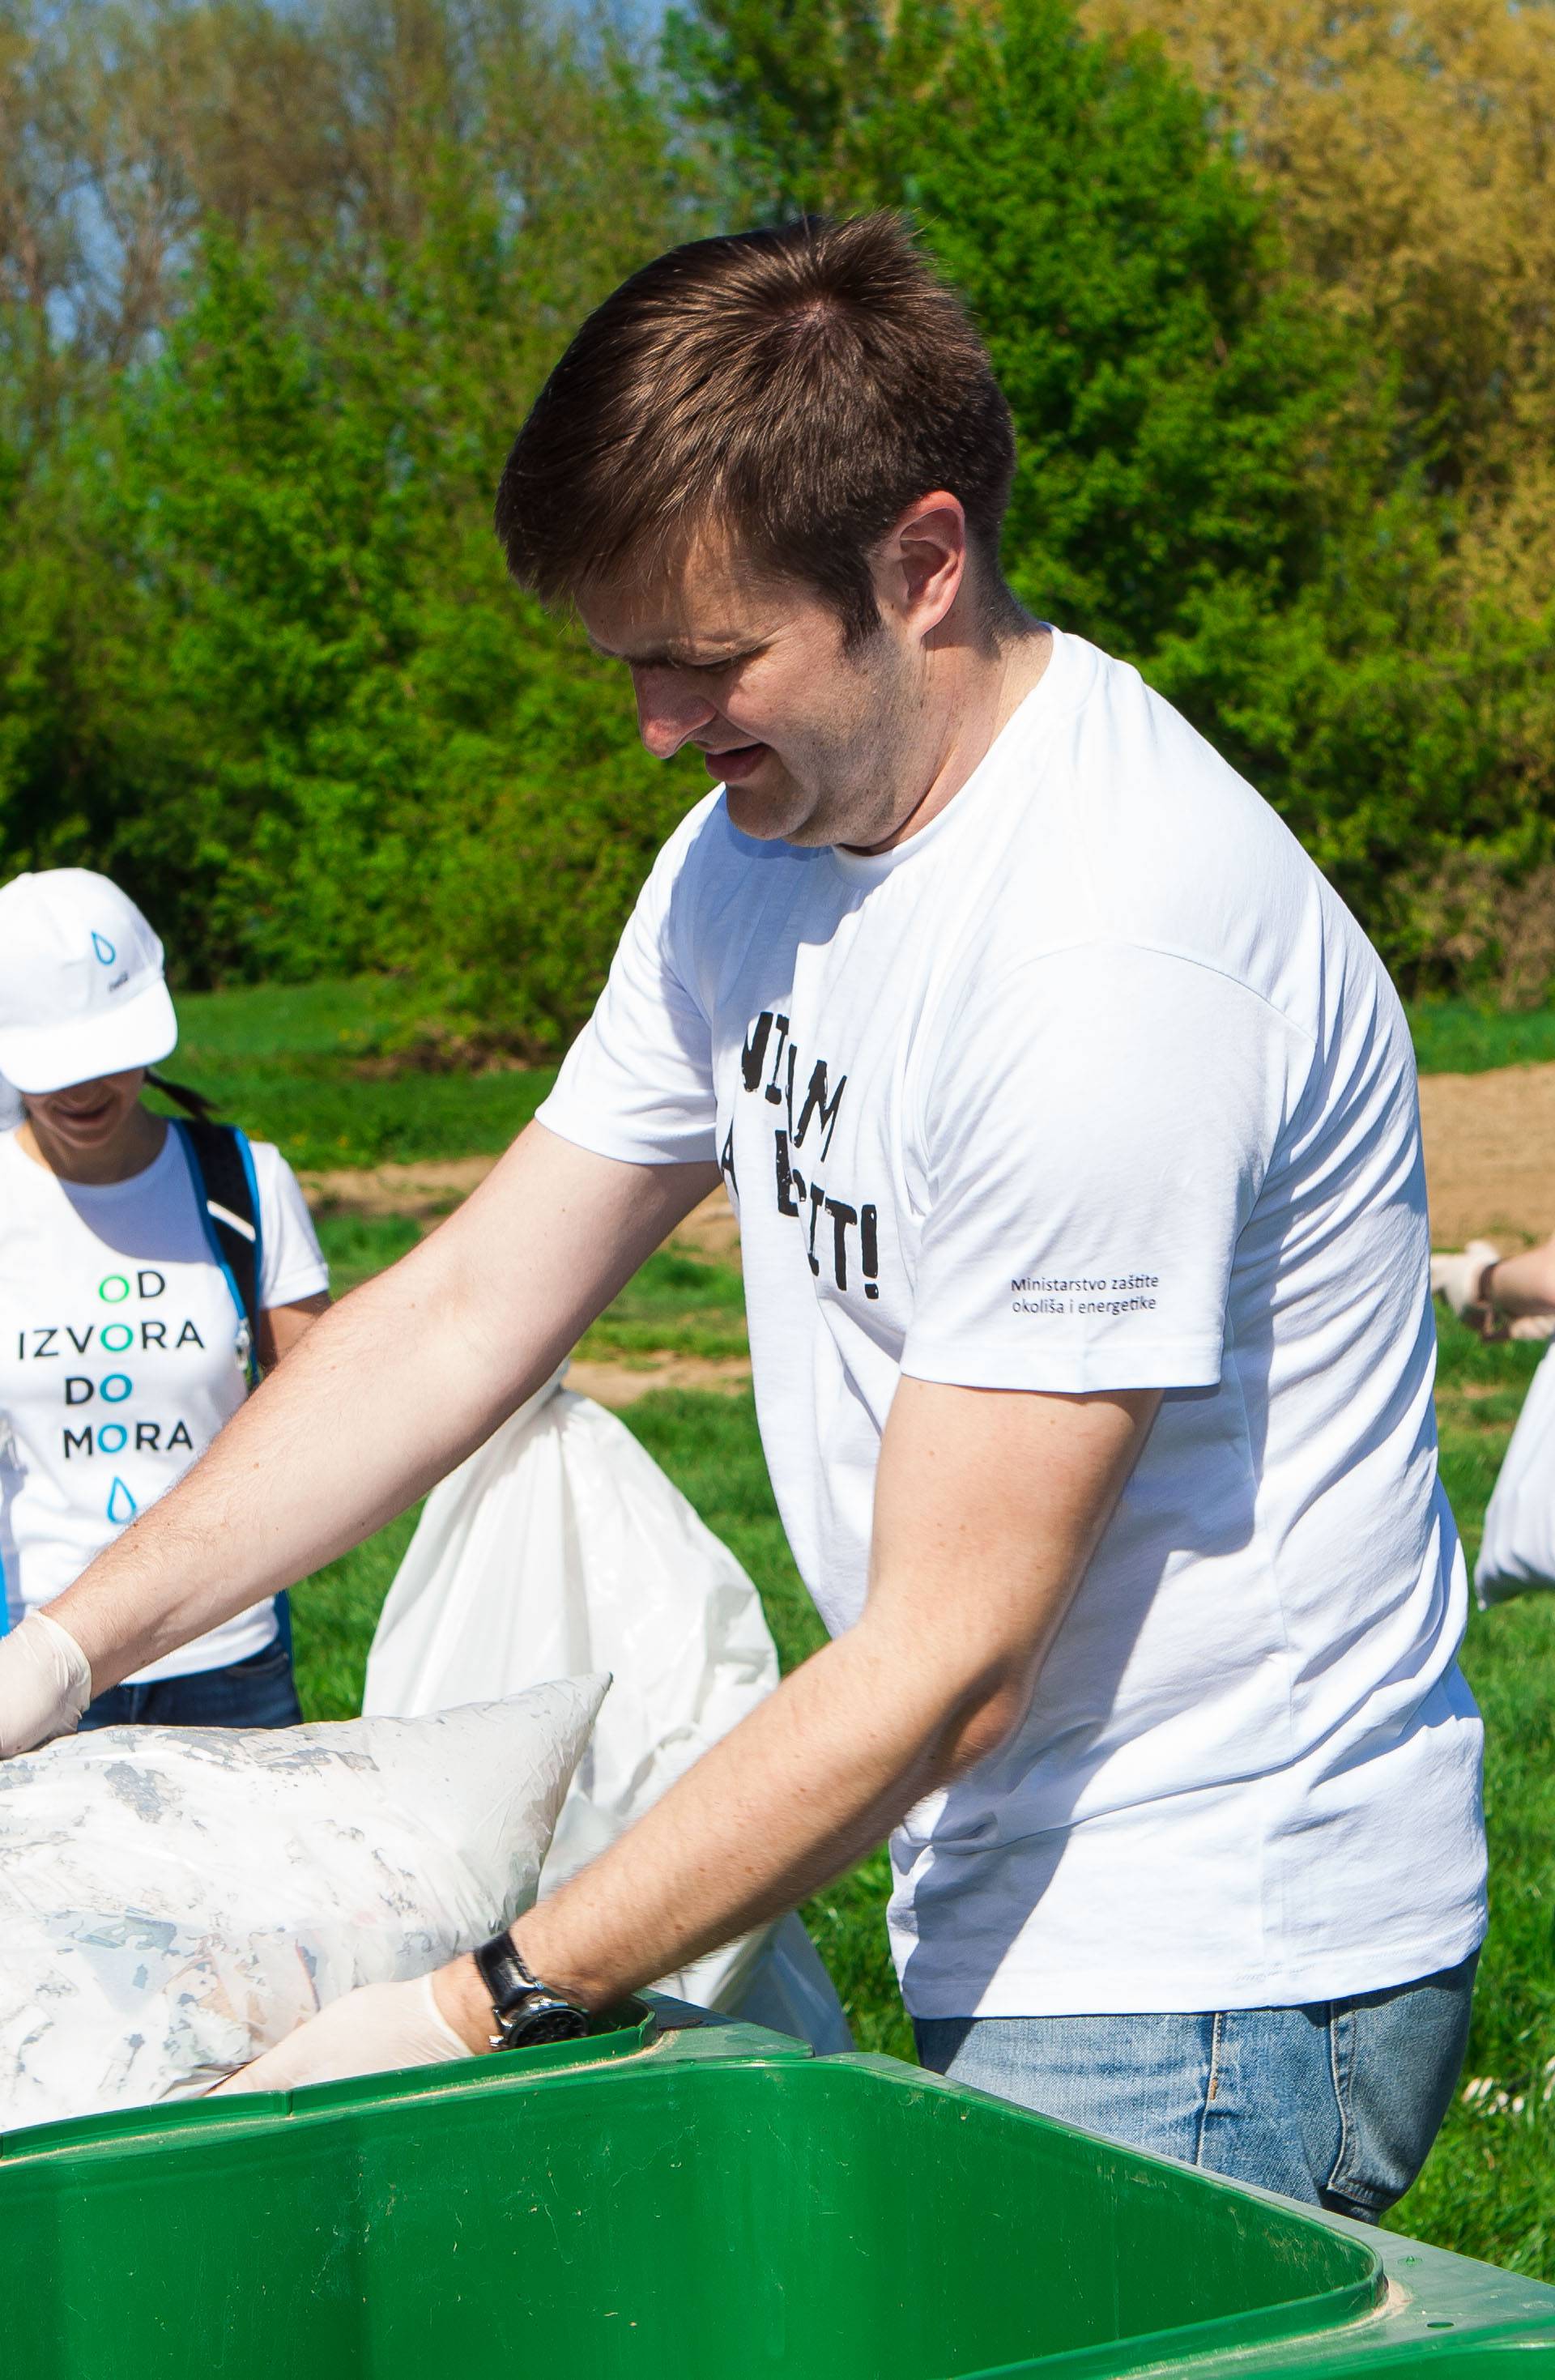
[473,1932,590,2051]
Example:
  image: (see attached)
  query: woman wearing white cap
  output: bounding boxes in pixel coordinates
[0,868,330,1727]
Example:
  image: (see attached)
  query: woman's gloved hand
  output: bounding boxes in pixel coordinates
[210,1972,475,2097]
[0,1610,92,1757]
[1431,1241,1502,1326]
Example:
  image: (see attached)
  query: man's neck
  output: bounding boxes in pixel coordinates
[846,620,1053,858]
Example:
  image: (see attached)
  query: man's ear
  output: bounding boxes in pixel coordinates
[874,491,969,641]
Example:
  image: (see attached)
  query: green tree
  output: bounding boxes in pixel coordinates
[0,0,718,1045]
[673,0,1350,676]
[49,206,704,1043]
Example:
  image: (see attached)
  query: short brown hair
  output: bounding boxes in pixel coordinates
[494,214,1016,645]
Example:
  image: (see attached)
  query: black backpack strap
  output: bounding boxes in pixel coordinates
[174,1119,264,1387]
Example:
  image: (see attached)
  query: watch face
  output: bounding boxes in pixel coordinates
[507,2002,590,2050]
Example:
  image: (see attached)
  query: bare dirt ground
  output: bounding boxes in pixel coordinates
[300,1155,498,1222]
[564,1354,752,1405]
[300,1161,743,1261]
[1418,1064,1555,1250]
[300,1169,748,1407]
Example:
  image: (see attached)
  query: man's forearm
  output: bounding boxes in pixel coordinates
[46,1130,717,1691]
[475,1605,1003,2020]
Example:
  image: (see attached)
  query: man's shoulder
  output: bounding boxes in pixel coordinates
[933,636,1399,1076]
[991,637,1331,996]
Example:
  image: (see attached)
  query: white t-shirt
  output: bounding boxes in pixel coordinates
[539,625,1486,2020]
[0,1123,329,1682]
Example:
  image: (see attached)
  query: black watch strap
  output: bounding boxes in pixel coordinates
[473,1933,590,2051]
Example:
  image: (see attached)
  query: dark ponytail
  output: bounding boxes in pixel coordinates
[146,1071,221,1126]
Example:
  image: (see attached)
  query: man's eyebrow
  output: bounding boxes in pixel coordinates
[585,634,764,667]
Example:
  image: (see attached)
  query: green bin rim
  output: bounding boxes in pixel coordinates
[0,1994,656,2161]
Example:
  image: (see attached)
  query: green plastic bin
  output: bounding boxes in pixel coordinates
[2,1997,1552,2379]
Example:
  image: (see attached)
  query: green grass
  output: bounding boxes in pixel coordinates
[311,1220,752,1359]
[181,1071,555,1172]
[166,977,420,1060]
[313,1212,425,1294]
[1384,1312,1555,2272]
[577,1248,749,1365]
[1405,1000,1555,1076]
[151,976,556,1169]
[292,1510,422,1723]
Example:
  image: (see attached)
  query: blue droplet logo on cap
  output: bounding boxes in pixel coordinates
[106,1477,137,1526]
[92,932,116,966]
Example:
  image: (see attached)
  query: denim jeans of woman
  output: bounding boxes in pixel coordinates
[76,1629,302,1731]
[916,1954,1477,2218]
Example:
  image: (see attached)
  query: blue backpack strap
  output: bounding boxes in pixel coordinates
[173,1118,291,1654]
[173,1120,263,1390]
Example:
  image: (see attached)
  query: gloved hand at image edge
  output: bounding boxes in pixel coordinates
[0,1610,92,1757]
[210,1973,473,2097]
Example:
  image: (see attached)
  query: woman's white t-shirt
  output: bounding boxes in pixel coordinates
[538,624,1488,2020]
[0,1123,329,1681]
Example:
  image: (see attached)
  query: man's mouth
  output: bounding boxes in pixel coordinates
[702,742,768,784]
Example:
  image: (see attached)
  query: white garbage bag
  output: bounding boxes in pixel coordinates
[1477,1340,1555,1605]
[364,1378,853,2052]
[0,1677,604,2128]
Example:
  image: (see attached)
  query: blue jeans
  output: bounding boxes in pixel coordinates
[78,1632,302,1731]
[915,1953,1477,2220]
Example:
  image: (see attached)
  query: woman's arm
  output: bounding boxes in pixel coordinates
[1481,1240,1555,1325]
[259,1292,332,1370]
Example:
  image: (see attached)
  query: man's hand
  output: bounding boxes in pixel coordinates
[210,1973,472,2097]
[441,1377,1161,2013]
[0,1612,92,1757]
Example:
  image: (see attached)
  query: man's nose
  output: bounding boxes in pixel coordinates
[632,667,718,760]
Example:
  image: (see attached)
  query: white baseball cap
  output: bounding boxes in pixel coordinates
[0,869,177,1095]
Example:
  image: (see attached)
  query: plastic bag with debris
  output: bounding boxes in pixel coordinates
[0,1675,604,2129]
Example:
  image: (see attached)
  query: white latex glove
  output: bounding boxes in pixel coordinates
[211,1973,473,2097]
[1431,1241,1501,1320]
[0,1610,92,1757]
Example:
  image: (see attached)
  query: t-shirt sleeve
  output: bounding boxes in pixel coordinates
[901,942,1304,1394]
[536,809,718,1168]
[253,1144,330,1308]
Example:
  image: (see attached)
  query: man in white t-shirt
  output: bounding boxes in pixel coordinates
[0,215,1483,2211]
